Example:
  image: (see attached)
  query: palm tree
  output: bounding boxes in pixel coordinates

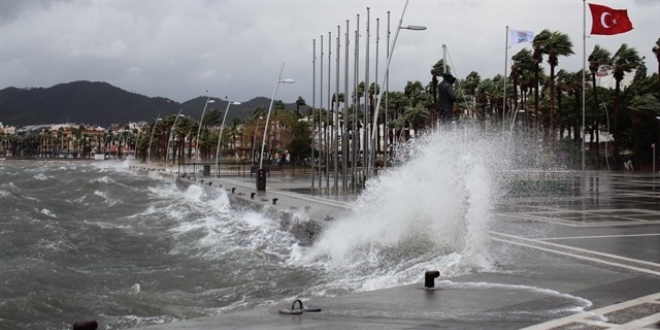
[535,29,574,138]
[511,49,536,125]
[611,44,642,165]
[403,103,430,133]
[629,94,660,170]
[476,78,494,126]
[532,30,550,135]
[331,93,346,110]
[463,71,481,118]
[653,38,660,88]
[197,108,222,160]
[70,127,79,157]
[295,96,306,119]
[555,69,571,138]
[231,117,243,152]
[588,44,612,166]
[56,127,64,156]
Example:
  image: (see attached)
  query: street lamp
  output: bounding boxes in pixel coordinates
[215,99,242,171]
[166,109,184,166]
[147,115,162,163]
[195,97,215,162]
[259,63,295,170]
[401,25,426,31]
[369,0,425,177]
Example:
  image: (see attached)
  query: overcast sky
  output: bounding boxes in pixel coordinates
[1,0,658,105]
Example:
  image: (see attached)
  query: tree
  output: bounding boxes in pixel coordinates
[538,30,574,137]
[430,59,451,77]
[653,38,660,89]
[629,94,660,170]
[588,44,612,165]
[611,43,642,166]
[532,31,549,135]
[462,71,481,118]
[555,69,571,138]
[403,103,430,132]
[512,49,534,116]
[274,100,286,112]
[287,120,312,160]
[295,96,306,119]
[56,127,64,156]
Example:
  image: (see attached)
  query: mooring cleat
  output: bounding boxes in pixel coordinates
[278,299,321,315]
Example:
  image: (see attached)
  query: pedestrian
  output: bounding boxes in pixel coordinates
[437,73,457,125]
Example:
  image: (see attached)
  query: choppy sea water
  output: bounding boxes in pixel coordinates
[0,129,591,330]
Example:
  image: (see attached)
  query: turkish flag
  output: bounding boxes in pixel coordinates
[589,3,633,35]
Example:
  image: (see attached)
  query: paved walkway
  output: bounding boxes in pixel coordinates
[128,165,660,330]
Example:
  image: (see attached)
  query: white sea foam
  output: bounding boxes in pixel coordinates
[93,190,108,199]
[97,176,114,184]
[33,173,51,181]
[131,283,141,294]
[438,280,593,312]
[298,128,508,293]
[40,208,57,218]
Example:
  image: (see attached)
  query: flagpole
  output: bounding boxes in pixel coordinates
[364,7,370,181]
[326,30,331,192]
[319,34,323,189]
[311,39,316,190]
[503,26,509,130]
[384,11,390,169]
[334,25,340,194]
[582,0,586,173]
[343,19,349,193]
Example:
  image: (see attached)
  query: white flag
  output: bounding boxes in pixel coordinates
[509,29,534,46]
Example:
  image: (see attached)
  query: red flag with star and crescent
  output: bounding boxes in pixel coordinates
[588,3,633,35]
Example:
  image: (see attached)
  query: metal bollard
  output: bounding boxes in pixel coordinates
[424,270,440,288]
[72,320,98,330]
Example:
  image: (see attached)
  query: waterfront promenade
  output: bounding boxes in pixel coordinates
[127,164,660,330]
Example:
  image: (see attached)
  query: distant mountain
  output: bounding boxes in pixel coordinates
[0,81,310,127]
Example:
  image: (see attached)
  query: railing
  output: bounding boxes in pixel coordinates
[177,161,316,178]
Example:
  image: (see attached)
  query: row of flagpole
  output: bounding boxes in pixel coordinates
[310,7,396,194]
[307,0,633,193]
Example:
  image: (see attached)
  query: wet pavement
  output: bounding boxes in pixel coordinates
[128,167,660,330]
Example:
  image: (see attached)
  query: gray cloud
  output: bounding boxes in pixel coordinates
[1,0,658,105]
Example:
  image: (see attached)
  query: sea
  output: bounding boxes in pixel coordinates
[0,129,586,330]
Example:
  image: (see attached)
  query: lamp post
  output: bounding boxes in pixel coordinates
[259,63,295,170]
[147,115,162,163]
[215,99,241,171]
[166,109,184,166]
[369,2,426,177]
[195,97,215,162]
